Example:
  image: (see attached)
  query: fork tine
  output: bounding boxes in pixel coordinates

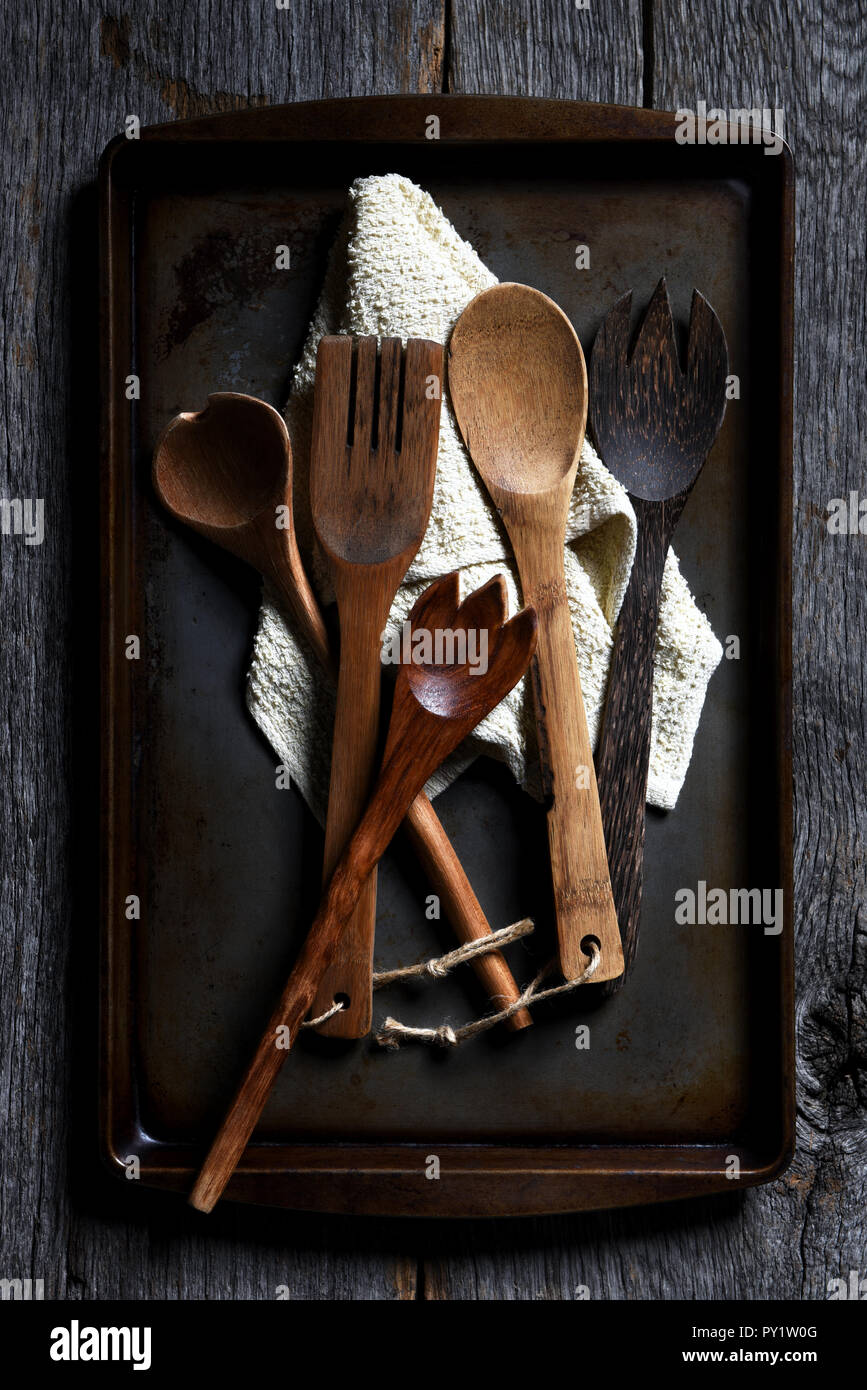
[377,338,403,451]
[313,337,354,463]
[686,290,729,405]
[482,606,539,707]
[454,573,508,633]
[631,277,679,371]
[399,338,444,457]
[593,289,632,368]
[352,336,379,449]
[407,570,461,632]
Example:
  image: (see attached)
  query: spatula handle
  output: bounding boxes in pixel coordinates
[515,538,623,982]
[267,562,532,1032]
[594,507,668,989]
[189,702,444,1211]
[189,837,375,1213]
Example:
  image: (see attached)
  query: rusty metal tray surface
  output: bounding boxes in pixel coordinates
[99,96,794,1216]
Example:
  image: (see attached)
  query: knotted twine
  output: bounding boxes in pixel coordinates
[300,918,601,1049]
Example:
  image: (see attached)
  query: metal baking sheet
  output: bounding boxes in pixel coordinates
[100,96,793,1215]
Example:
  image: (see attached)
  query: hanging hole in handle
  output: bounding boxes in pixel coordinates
[333,993,351,1011]
[580,935,601,959]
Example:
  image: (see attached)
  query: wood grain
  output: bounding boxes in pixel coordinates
[449,0,643,101]
[590,283,728,987]
[310,336,441,1037]
[152,393,332,663]
[152,387,532,1033]
[0,0,443,1304]
[647,0,867,1309]
[449,283,622,982]
[1,0,862,1303]
[425,0,865,1303]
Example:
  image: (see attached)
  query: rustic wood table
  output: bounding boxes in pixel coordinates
[2,0,863,1299]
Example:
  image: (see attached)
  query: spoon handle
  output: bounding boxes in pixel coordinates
[594,502,670,989]
[513,534,623,982]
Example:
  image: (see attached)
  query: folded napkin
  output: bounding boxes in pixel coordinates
[247,174,722,823]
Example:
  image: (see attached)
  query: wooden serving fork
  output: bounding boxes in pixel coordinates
[189,571,538,1212]
[589,279,728,987]
[310,335,440,1037]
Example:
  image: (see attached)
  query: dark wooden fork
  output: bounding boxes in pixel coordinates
[589,279,728,988]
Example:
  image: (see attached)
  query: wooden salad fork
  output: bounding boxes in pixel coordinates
[310,335,440,1037]
[189,571,538,1212]
[449,284,623,984]
[589,279,728,987]
[153,393,532,1035]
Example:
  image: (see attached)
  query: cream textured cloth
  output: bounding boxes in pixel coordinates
[247,174,722,822]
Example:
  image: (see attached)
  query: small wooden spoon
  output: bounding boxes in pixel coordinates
[188,571,538,1212]
[152,392,533,1031]
[153,392,329,665]
[449,284,623,983]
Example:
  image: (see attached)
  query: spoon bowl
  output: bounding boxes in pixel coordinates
[448,282,587,497]
[153,392,288,534]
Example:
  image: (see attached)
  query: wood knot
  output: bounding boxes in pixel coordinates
[533,578,567,612]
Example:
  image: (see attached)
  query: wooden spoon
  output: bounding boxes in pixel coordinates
[153,392,330,666]
[189,571,538,1212]
[449,284,623,983]
[589,279,728,987]
[152,392,532,1032]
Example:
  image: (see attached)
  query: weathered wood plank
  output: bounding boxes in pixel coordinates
[4,0,861,1305]
[0,0,445,1302]
[449,0,644,102]
[426,0,866,1299]
[648,0,866,1304]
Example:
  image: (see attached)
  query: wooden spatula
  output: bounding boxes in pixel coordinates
[589,279,728,987]
[310,335,442,1037]
[189,571,538,1212]
[449,283,623,984]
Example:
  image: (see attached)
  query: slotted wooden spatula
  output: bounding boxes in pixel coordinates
[589,279,728,987]
[189,572,538,1212]
[310,335,442,1036]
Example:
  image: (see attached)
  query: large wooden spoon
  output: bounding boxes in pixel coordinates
[189,571,538,1213]
[152,393,532,1031]
[449,284,623,983]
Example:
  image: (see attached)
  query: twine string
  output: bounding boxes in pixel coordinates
[376,941,601,1050]
[300,919,602,1048]
[300,919,534,1030]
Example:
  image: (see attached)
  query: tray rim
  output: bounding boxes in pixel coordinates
[99,94,795,1217]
